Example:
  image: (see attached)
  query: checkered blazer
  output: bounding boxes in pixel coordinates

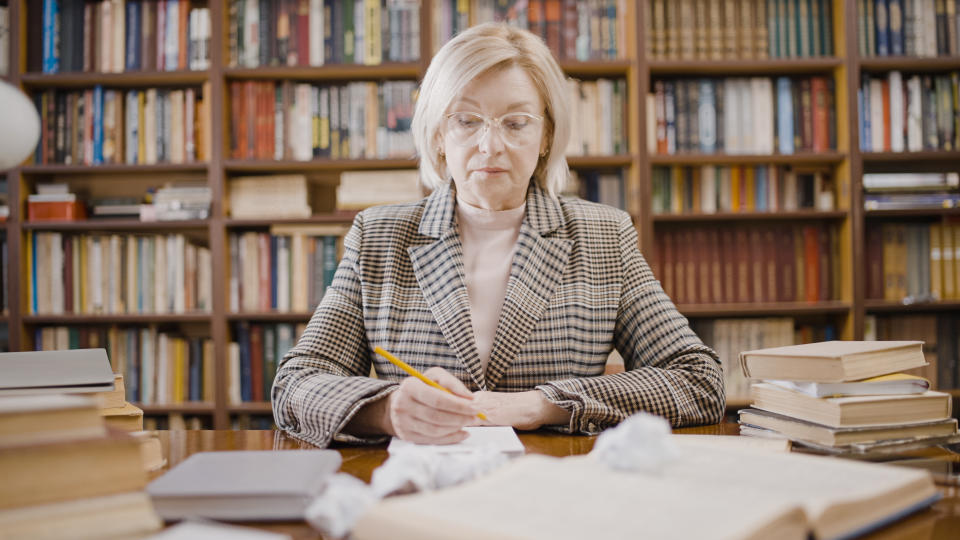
[272,181,724,447]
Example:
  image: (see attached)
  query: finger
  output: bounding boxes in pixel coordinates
[424,366,474,399]
[407,383,479,417]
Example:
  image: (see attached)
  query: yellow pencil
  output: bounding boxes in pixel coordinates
[374,346,489,421]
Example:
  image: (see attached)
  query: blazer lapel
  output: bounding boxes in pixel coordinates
[485,184,572,390]
[408,184,486,389]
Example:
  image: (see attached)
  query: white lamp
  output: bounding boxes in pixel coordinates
[0,80,41,169]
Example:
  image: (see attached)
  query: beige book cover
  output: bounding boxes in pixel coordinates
[739,340,926,382]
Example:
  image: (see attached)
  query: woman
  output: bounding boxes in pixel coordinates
[272,23,724,448]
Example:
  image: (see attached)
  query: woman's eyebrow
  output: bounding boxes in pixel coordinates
[452,97,536,110]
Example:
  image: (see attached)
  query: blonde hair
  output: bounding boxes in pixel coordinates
[412,23,570,197]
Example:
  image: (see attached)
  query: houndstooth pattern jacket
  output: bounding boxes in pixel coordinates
[272,181,724,447]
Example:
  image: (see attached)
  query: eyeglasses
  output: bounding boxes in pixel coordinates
[443,111,544,148]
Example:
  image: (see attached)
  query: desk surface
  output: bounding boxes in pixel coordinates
[154,424,960,540]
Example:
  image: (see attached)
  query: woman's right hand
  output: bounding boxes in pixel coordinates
[385,366,479,444]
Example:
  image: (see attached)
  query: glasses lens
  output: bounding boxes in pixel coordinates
[499,113,541,147]
[446,112,484,146]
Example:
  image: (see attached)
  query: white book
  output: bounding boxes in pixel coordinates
[50,233,64,314]
[155,236,166,314]
[309,0,323,66]
[92,237,104,313]
[229,235,239,312]
[175,235,186,313]
[228,343,241,405]
[109,235,120,313]
[157,334,169,404]
[198,247,212,311]
[766,373,930,398]
[126,236,137,314]
[888,71,904,152]
[597,78,613,154]
[565,80,581,156]
[112,0,125,73]
[906,75,923,151]
[869,78,884,152]
[126,91,138,163]
[145,88,158,164]
[277,236,290,312]
[188,9,198,70]
[169,90,184,163]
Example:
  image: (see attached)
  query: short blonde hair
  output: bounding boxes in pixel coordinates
[412,23,570,197]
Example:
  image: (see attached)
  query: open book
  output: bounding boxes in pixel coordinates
[352,436,937,540]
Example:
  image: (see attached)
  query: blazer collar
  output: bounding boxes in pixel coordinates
[418,180,565,238]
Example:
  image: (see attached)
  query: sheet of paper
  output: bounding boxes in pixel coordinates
[388,426,525,455]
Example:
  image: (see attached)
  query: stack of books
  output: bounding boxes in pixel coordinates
[737,341,959,454]
[0,394,162,538]
[0,349,145,432]
[27,183,86,222]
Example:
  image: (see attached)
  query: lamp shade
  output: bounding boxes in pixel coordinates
[0,81,41,170]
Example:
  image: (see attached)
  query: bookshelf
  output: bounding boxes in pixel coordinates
[2,1,959,425]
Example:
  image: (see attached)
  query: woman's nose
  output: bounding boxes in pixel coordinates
[477,123,506,154]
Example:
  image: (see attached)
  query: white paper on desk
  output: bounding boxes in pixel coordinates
[387,426,525,455]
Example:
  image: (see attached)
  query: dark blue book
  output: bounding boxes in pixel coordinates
[128,332,140,403]
[888,0,904,56]
[189,338,202,401]
[238,322,252,402]
[875,0,889,56]
[93,85,104,164]
[126,1,142,71]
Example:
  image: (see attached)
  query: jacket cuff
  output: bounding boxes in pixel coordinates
[331,385,399,445]
[535,384,599,435]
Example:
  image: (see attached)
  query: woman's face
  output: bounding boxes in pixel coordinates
[441,66,546,211]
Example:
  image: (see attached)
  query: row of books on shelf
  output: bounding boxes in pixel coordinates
[37,0,211,74]
[565,170,626,210]
[690,317,835,401]
[649,76,836,156]
[431,0,625,61]
[858,0,960,57]
[27,232,213,315]
[33,325,214,406]
[648,0,835,61]
[859,71,960,153]
[863,172,959,210]
[28,182,213,222]
[228,322,305,404]
[866,221,960,302]
[652,223,841,305]
[34,84,212,166]
[565,78,628,157]
[229,79,417,161]
[229,0,421,67]
[229,227,346,314]
[651,164,835,215]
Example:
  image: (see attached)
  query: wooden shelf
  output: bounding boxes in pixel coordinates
[649,152,845,165]
[653,210,848,222]
[23,313,213,324]
[864,208,960,218]
[224,159,417,173]
[225,214,358,228]
[224,63,421,80]
[859,56,960,72]
[558,59,632,77]
[229,402,274,414]
[567,155,634,168]
[226,312,314,322]
[648,57,842,75]
[138,402,216,414]
[861,151,960,163]
[23,219,210,231]
[20,163,208,174]
[20,70,208,88]
[864,300,960,313]
[677,301,851,317]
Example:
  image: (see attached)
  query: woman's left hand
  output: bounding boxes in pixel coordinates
[469,390,570,430]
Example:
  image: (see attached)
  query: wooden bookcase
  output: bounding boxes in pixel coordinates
[2,1,959,426]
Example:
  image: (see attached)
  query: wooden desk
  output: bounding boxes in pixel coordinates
[154,424,960,540]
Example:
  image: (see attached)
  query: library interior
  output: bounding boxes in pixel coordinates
[1,1,960,539]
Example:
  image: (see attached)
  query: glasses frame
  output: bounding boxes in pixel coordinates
[442,111,545,149]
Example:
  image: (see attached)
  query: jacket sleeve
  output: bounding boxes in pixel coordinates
[271,213,398,448]
[536,213,725,434]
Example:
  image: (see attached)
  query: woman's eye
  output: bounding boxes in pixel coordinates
[505,120,528,130]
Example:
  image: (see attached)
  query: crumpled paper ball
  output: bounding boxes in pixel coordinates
[589,412,680,473]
